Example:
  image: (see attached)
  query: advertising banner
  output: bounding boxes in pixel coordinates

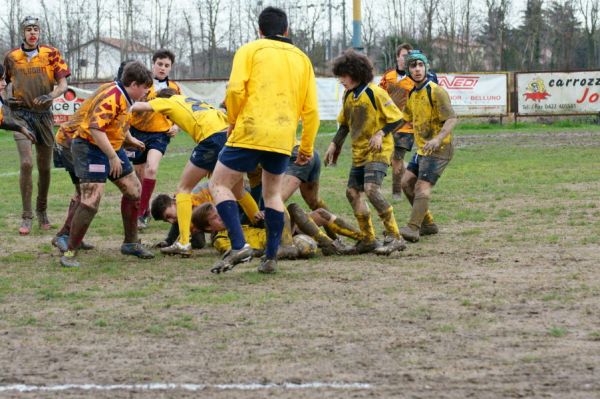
[52,86,93,125]
[438,73,508,116]
[517,71,600,115]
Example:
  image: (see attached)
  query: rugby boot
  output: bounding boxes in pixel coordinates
[79,241,95,250]
[420,222,439,236]
[354,238,379,254]
[52,234,69,252]
[36,210,51,230]
[121,242,155,259]
[160,241,192,258]
[137,216,149,230]
[330,238,356,255]
[60,250,80,268]
[400,226,420,243]
[210,244,253,274]
[19,217,33,235]
[374,235,407,256]
[257,257,277,274]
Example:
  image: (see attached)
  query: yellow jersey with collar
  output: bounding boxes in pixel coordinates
[404,80,456,159]
[337,82,403,166]
[74,82,133,150]
[3,45,70,111]
[213,225,266,253]
[130,79,181,133]
[225,37,319,156]
[379,68,414,134]
[148,95,228,143]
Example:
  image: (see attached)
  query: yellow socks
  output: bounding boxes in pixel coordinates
[354,213,376,242]
[176,193,192,245]
[379,206,400,239]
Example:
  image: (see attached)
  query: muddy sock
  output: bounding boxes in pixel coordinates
[281,208,294,246]
[18,160,33,219]
[264,207,284,260]
[121,195,140,243]
[176,193,192,246]
[408,193,430,230]
[355,213,375,242]
[288,203,332,247]
[423,210,434,225]
[393,170,402,195]
[138,178,156,218]
[68,203,97,250]
[216,200,246,250]
[379,206,401,239]
[326,216,363,241]
[57,197,79,236]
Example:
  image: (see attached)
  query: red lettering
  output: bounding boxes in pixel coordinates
[590,93,599,103]
[576,88,589,103]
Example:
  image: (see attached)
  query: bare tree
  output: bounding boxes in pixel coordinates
[1,0,23,49]
[579,0,599,67]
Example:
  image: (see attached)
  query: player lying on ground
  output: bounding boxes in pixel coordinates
[130,88,235,257]
[149,182,262,257]
[324,50,406,256]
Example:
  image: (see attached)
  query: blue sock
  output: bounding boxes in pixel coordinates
[264,207,284,260]
[216,200,246,250]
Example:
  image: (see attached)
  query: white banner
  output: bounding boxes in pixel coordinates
[52,86,93,125]
[517,71,600,115]
[437,73,508,116]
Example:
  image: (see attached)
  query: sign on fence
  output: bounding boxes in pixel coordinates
[52,86,93,125]
[516,71,600,115]
[438,73,508,116]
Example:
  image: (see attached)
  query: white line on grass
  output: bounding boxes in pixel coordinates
[0,382,372,393]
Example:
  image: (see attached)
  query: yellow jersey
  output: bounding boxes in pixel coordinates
[3,45,70,111]
[225,37,319,156]
[337,83,403,166]
[130,79,181,133]
[379,69,414,134]
[404,81,456,159]
[213,225,266,253]
[148,95,228,143]
[74,82,133,150]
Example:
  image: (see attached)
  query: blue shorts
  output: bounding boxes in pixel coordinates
[53,143,79,185]
[129,127,171,165]
[286,146,320,183]
[71,138,134,183]
[406,153,450,185]
[219,146,290,175]
[189,131,227,171]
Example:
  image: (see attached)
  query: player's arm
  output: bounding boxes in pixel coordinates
[130,102,153,112]
[124,130,145,151]
[369,91,404,151]
[423,87,457,154]
[33,77,68,106]
[225,45,251,124]
[324,124,349,166]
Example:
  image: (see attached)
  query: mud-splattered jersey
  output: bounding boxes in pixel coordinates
[337,83,403,166]
[379,69,414,134]
[404,81,456,159]
[3,45,70,110]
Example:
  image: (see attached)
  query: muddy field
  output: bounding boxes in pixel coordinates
[0,130,599,398]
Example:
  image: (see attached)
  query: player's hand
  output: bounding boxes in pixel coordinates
[33,94,54,106]
[368,131,384,152]
[253,210,265,223]
[423,137,442,154]
[227,124,235,137]
[108,154,123,179]
[6,97,24,108]
[20,127,37,143]
[323,143,337,166]
[167,125,179,137]
[129,137,145,151]
[295,151,312,166]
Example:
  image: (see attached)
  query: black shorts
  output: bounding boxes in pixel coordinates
[53,143,79,185]
[393,132,414,160]
[129,127,171,165]
[189,131,227,171]
[71,138,134,183]
[406,153,450,185]
[10,108,54,147]
[286,146,320,183]
[347,162,388,191]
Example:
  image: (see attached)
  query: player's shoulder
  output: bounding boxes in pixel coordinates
[382,68,397,80]
[5,47,22,59]
[168,80,181,92]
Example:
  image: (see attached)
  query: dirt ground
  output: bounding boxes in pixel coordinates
[1,130,599,398]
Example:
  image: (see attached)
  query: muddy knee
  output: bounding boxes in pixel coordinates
[365,183,389,213]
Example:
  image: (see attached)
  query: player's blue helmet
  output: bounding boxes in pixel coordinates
[405,50,430,78]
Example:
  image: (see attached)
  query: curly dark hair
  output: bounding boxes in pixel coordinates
[332,50,374,84]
